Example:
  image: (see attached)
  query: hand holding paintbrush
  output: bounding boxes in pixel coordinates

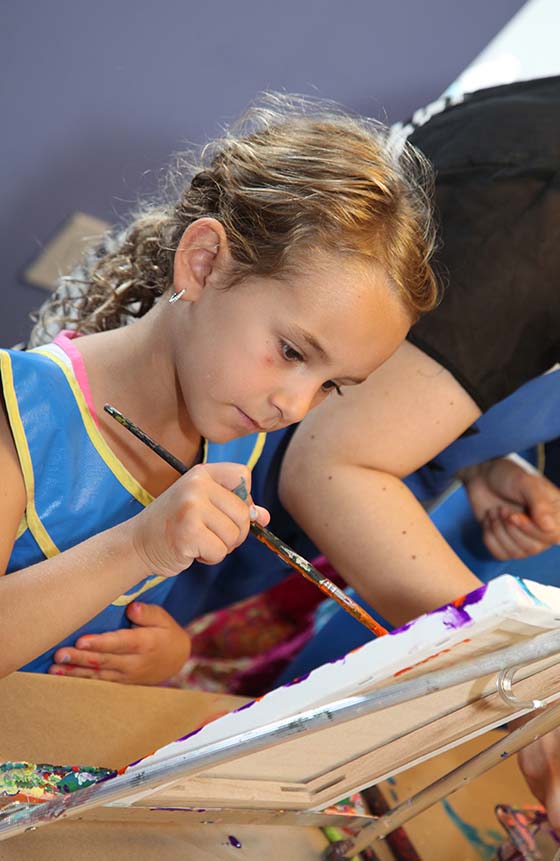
[105,404,387,638]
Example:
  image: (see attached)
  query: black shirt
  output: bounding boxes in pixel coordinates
[408,76,560,412]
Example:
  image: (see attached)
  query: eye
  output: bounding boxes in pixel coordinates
[321,380,343,396]
[280,341,304,363]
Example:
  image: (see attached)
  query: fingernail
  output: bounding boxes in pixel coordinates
[77,638,91,650]
[249,505,258,521]
[59,653,71,664]
[130,602,141,616]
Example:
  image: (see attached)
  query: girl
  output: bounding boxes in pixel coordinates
[1,93,438,682]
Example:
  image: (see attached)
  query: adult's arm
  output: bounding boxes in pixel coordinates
[279,341,482,625]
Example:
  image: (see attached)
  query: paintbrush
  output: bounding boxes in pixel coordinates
[104,404,388,638]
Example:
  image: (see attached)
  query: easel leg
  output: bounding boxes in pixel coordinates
[325,700,560,860]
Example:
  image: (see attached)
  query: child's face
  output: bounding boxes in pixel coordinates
[175,253,410,443]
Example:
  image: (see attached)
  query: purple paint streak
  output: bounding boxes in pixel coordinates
[458,584,488,609]
[228,834,242,848]
[389,620,414,636]
[390,584,489,637]
[441,605,472,630]
[233,700,256,713]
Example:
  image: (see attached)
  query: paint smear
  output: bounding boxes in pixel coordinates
[228,834,242,848]
[386,776,399,804]
[441,604,471,630]
[441,799,503,860]
[453,584,488,610]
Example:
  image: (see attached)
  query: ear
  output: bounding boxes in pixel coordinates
[172,218,231,302]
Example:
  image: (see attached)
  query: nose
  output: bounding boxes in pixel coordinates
[271,381,324,426]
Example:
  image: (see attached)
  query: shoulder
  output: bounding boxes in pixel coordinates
[409,77,560,167]
[406,80,560,410]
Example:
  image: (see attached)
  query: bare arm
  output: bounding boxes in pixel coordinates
[0,402,155,675]
[279,341,483,625]
[0,404,268,678]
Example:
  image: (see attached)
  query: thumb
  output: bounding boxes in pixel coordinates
[532,502,557,533]
[250,504,270,527]
[522,477,558,533]
[126,601,173,628]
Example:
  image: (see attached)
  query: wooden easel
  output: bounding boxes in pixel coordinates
[3,576,560,860]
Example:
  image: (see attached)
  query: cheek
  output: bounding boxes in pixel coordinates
[255,341,277,368]
[310,388,330,409]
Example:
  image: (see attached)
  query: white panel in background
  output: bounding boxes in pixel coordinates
[24,211,110,292]
[444,0,560,97]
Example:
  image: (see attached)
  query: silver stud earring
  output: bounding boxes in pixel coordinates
[168,289,185,304]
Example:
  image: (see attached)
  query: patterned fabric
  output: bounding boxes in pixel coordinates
[169,556,345,697]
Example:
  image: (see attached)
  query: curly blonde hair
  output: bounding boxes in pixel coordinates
[30,94,439,346]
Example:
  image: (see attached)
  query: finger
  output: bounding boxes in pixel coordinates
[210,500,250,548]
[519,474,560,534]
[74,628,148,656]
[508,509,559,543]
[179,475,251,546]
[483,511,524,560]
[532,494,560,537]
[204,462,253,495]
[180,500,249,562]
[126,601,177,629]
[47,663,124,683]
[52,647,105,671]
[250,504,270,527]
[53,645,133,672]
[507,509,541,535]
[195,531,231,564]
[500,519,549,557]
[211,484,254,537]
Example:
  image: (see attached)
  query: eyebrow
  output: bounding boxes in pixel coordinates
[295,325,329,361]
[293,325,366,385]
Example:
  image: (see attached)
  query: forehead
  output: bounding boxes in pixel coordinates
[276,252,411,375]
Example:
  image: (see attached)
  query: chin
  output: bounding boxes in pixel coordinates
[202,424,245,445]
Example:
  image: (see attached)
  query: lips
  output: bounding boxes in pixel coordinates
[235,407,275,433]
[235,407,263,432]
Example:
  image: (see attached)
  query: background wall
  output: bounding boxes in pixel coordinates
[1,0,526,345]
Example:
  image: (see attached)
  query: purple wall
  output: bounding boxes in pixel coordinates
[1,0,525,345]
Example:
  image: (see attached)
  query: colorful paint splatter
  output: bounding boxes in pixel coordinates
[0,761,116,806]
[495,804,560,859]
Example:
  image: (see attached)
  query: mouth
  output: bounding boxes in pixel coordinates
[234,407,267,432]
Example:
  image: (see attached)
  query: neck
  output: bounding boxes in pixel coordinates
[70,307,201,495]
